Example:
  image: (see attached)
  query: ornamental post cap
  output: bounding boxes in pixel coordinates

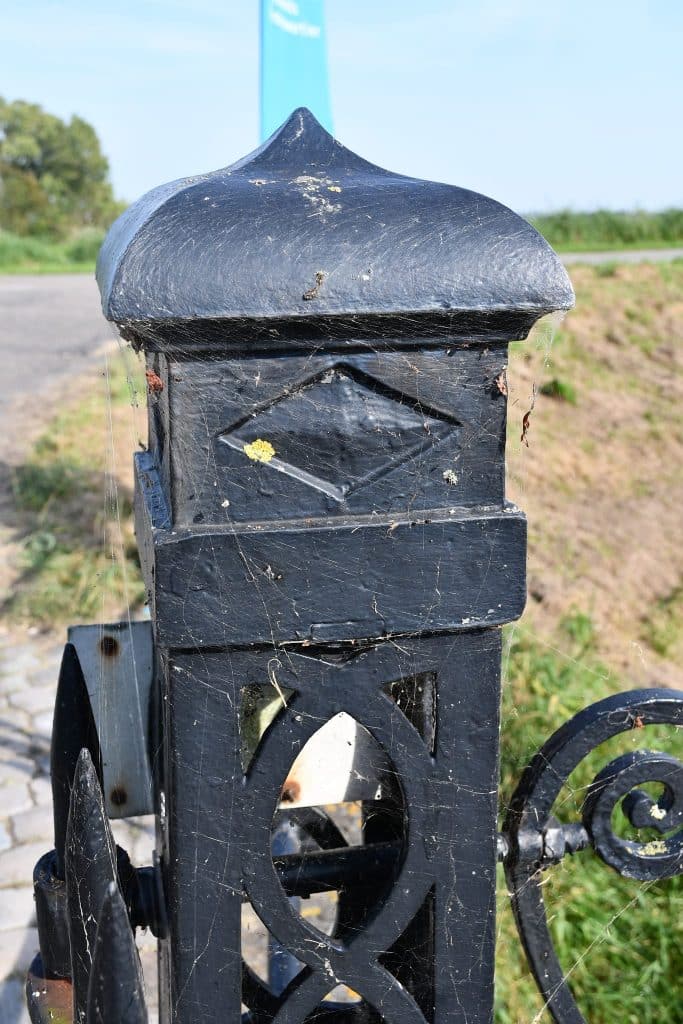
[97,107,574,333]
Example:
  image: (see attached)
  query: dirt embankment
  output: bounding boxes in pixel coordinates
[507,262,683,687]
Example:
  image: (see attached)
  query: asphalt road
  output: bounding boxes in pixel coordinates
[561,247,683,265]
[0,275,113,449]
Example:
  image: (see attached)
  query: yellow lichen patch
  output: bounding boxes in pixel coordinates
[244,438,275,463]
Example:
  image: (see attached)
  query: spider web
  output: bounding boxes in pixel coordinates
[95,283,681,1024]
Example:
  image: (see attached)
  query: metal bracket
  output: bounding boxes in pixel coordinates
[68,621,154,818]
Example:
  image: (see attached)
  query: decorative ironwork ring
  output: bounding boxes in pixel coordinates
[583,749,683,881]
[503,688,683,1024]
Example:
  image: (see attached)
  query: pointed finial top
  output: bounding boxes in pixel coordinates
[230,107,375,177]
[98,108,573,338]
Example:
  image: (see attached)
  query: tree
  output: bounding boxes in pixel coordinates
[0,97,123,238]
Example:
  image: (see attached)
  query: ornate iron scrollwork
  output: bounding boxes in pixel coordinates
[503,688,683,1024]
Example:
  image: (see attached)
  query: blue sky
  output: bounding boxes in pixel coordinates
[2,1,682,213]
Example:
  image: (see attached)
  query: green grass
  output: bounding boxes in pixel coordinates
[0,227,105,273]
[495,612,682,1023]
[529,209,683,252]
[6,355,146,624]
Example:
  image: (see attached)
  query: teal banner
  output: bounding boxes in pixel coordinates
[260,0,333,140]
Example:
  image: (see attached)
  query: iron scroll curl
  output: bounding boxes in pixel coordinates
[503,688,683,1024]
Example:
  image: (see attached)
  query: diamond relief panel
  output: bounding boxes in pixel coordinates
[219,367,458,502]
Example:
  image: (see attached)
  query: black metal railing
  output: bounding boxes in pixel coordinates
[28,640,683,1024]
[29,750,148,1024]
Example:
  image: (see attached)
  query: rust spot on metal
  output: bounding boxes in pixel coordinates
[145,368,164,393]
[99,635,119,658]
[27,959,73,1024]
[280,778,301,803]
[110,785,128,807]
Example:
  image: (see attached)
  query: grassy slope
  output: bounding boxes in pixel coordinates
[3,263,682,1023]
[507,262,683,686]
[5,352,147,623]
[497,261,683,1022]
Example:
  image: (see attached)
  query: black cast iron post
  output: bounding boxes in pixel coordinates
[95,108,574,1024]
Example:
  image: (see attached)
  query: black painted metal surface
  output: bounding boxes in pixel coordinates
[96,108,574,1024]
[65,751,120,1024]
[31,646,103,988]
[86,882,148,1024]
[97,108,573,331]
[51,643,102,877]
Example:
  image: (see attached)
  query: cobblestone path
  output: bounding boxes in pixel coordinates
[0,632,159,1022]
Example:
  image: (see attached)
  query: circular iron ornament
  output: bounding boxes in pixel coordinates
[583,749,683,880]
[504,688,683,1024]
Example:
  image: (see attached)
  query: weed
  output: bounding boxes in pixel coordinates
[539,377,577,403]
[12,460,82,511]
[640,584,683,658]
[65,227,106,264]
